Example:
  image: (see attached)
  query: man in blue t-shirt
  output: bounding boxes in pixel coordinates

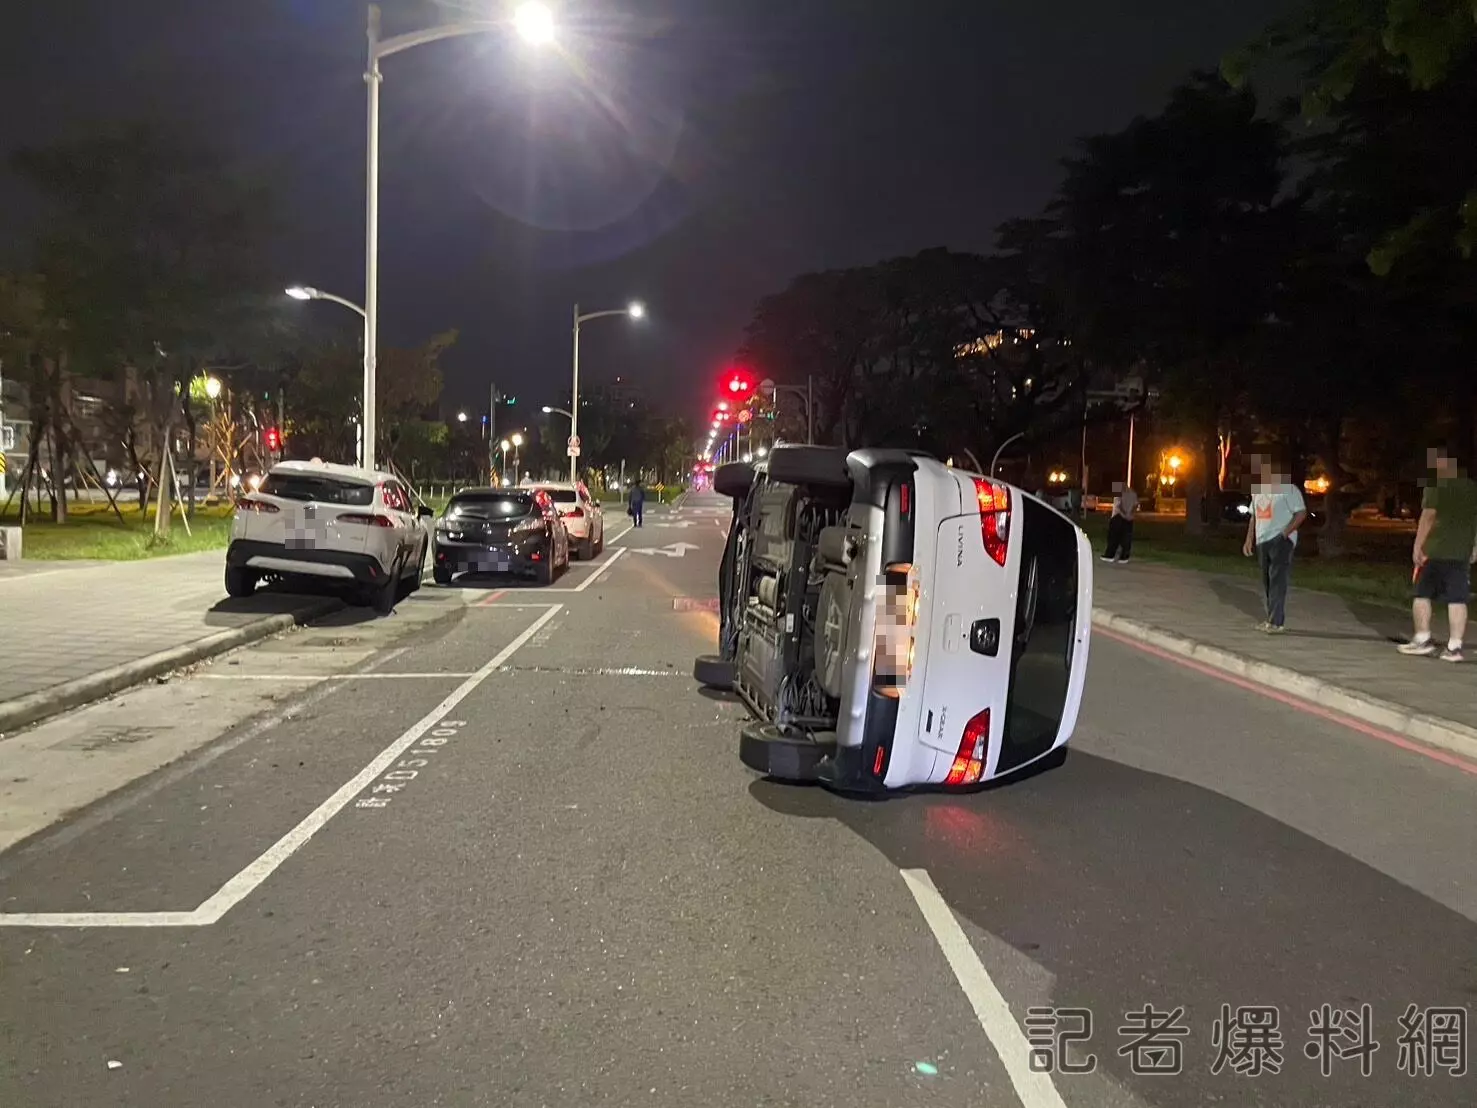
[1241,453,1309,632]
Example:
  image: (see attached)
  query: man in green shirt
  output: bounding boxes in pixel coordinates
[1398,446,1477,662]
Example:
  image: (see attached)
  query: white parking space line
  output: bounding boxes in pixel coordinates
[198,673,475,681]
[901,868,1070,1108]
[0,604,564,929]
[572,546,626,592]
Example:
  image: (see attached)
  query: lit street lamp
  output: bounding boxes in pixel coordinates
[457,411,469,423]
[362,2,555,473]
[569,301,645,482]
[511,431,524,477]
[285,285,367,320]
[542,405,573,420]
[204,376,223,401]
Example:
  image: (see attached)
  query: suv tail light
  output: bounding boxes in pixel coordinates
[945,709,990,786]
[236,497,280,513]
[339,513,396,528]
[973,477,1011,566]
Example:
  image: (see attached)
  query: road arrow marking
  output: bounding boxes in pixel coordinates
[629,542,700,558]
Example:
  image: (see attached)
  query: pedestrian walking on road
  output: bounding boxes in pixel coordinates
[1101,481,1138,563]
[1398,444,1477,663]
[627,479,646,528]
[1243,452,1308,633]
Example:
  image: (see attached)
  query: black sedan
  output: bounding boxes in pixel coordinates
[432,488,570,586]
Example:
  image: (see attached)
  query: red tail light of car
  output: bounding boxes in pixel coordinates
[972,478,1011,567]
[561,507,584,518]
[339,513,397,528]
[945,709,990,786]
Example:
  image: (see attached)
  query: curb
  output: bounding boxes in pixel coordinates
[0,598,344,737]
[1093,608,1477,763]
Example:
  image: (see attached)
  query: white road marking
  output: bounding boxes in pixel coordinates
[0,910,203,928]
[901,868,1070,1108]
[571,546,627,592]
[628,542,699,558]
[0,604,563,929]
[198,673,475,681]
[606,522,635,545]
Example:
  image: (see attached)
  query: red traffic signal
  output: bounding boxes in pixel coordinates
[264,427,282,451]
[724,369,755,394]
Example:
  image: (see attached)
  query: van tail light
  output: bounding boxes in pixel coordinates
[973,478,1011,566]
[945,709,990,786]
[339,513,397,528]
[236,497,280,513]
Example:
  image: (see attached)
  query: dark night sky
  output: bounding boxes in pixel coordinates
[0,0,1297,424]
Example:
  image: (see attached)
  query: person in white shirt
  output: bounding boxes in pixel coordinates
[1102,482,1139,563]
[1241,452,1309,632]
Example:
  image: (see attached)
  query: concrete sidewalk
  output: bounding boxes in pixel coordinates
[0,552,338,735]
[1092,560,1477,759]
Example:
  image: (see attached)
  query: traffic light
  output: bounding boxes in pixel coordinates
[264,427,282,452]
[724,369,755,395]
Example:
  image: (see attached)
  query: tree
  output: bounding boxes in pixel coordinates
[1228,0,1477,270]
[281,330,455,468]
[736,249,1086,461]
[11,122,278,537]
[1005,73,1291,529]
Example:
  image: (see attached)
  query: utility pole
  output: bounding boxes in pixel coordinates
[487,380,499,485]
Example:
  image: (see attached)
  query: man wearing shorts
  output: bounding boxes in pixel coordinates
[1398,446,1477,663]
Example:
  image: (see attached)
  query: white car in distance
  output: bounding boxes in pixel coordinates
[226,460,432,614]
[522,480,604,559]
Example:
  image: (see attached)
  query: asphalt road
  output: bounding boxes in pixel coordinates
[1,492,1472,1107]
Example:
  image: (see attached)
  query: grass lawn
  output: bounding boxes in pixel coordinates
[0,500,235,561]
[1079,513,1417,608]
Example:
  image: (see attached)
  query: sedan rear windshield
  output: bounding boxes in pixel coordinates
[260,474,374,506]
[446,493,536,520]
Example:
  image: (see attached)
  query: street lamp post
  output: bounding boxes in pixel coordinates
[511,432,523,480]
[362,3,554,474]
[991,431,1026,478]
[286,285,367,320]
[569,302,644,482]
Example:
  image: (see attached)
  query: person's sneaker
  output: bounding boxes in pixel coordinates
[1398,639,1437,656]
[1100,556,1116,564]
[1116,558,1130,564]
[1254,620,1271,632]
[1265,624,1287,634]
[1439,647,1464,663]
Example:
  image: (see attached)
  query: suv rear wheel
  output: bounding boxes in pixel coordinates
[225,566,257,599]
